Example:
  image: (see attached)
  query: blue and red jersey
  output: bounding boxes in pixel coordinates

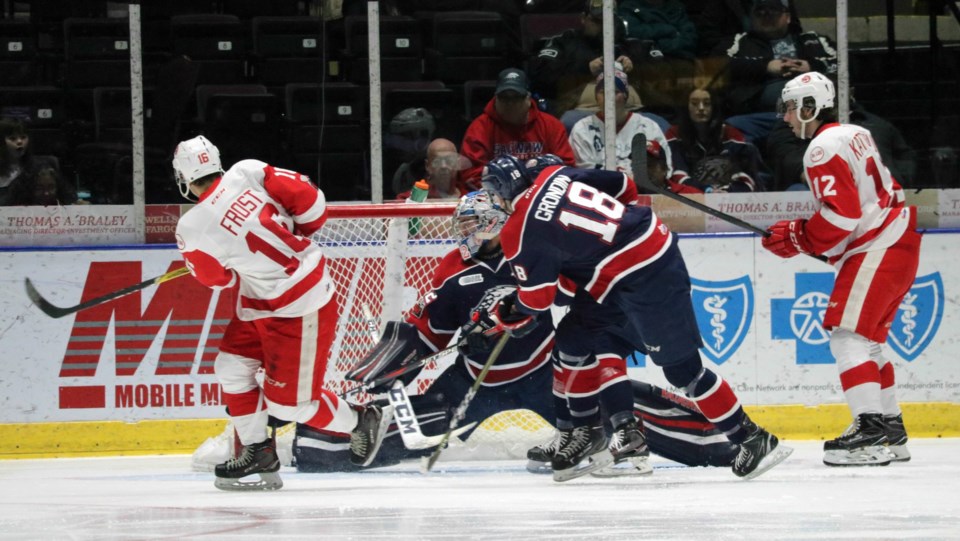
[405,250,555,386]
[500,165,673,312]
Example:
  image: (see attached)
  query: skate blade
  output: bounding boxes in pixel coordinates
[738,444,793,480]
[823,446,892,467]
[214,471,283,492]
[552,449,614,482]
[525,460,552,474]
[887,444,911,462]
[591,456,653,478]
[360,405,395,468]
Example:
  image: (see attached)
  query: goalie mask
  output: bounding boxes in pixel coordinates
[172,135,224,201]
[778,72,835,140]
[453,189,509,261]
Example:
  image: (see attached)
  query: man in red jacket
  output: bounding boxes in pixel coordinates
[460,67,575,192]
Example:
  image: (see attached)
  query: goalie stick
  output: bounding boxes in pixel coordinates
[629,133,827,262]
[421,332,510,473]
[358,305,476,450]
[25,266,191,319]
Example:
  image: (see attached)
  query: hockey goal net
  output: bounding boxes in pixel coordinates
[318,202,551,459]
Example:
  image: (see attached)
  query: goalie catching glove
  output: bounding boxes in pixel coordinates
[464,285,538,355]
[345,321,426,394]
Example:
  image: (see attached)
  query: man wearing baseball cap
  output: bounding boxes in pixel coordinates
[460,67,575,191]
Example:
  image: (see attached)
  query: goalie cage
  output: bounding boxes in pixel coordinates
[192,202,553,471]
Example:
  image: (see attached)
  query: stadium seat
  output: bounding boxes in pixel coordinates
[251,16,331,85]
[195,84,268,122]
[462,79,497,121]
[0,86,64,127]
[342,15,423,83]
[171,14,246,84]
[424,11,509,83]
[381,81,460,138]
[63,18,131,87]
[0,20,40,86]
[291,152,368,201]
[518,13,580,58]
[285,82,368,125]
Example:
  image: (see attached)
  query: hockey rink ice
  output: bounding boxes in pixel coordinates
[0,440,958,540]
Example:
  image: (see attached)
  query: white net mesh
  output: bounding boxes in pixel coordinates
[316,202,553,458]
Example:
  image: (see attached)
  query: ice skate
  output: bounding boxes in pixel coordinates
[213,438,282,491]
[525,428,570,474]
[592,419,652,477]
[350,404,394,467]
[551,425,613,482]
[883,414,911,463]
[733,420,793,480]
[823,413,892,466]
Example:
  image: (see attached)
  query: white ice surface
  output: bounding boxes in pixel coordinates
[1,440,958,540]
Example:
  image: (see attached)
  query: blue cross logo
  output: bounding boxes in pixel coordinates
[771,273,836,365]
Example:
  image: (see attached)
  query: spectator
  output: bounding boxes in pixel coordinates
[713,0,836,141]
[8,157,85,206]
[386,107,436,197]
[0,118,34,206]
[618,0,697,60]
[848,99,916,187]
[568,68,672,174]
[460,67,575,190]
[527,0,646,122]
[695,0,803,57]
[665,87,764,192]
[395,138,469,200]
[642,138,705,194]
[617,0,698,109]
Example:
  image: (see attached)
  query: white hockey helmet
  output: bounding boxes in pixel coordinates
[453,189,509,261]
[172,135,224,200]
[779,72,835,134]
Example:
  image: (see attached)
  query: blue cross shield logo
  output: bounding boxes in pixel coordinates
[691,276,754,365]
[887,273,943,361]
[771,273,835,364]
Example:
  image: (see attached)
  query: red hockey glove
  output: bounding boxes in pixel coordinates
[762,219,813,258]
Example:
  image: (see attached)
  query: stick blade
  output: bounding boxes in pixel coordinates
[24,278,72,318]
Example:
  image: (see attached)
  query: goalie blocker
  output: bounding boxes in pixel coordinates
[292,380,738,472]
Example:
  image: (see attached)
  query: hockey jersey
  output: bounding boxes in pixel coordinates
[176,159,334,320]
[405,250,555,386]
[500,165,672,312]
[568,111,673,176]
[802,123,914,265]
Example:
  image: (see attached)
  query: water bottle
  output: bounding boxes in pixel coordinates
[406,179,429,234]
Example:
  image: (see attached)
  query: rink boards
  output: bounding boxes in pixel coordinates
[1,232,958,457]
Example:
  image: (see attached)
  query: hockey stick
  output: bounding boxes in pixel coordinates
[630,134,827,262]
[24,266,191,319]
[357,305,477,450]
[421,332,511,473]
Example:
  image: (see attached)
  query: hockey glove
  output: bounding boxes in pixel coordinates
[471,290,537,338]
[762,219,813,258]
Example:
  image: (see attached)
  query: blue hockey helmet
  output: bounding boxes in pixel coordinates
[480,155,529,201]
[453,189,509,260]
[480,154,564,201]
[523,154,564,180]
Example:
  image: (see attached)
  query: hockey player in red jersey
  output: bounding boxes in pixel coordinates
[172,136,391,490]
[475,154,792,480]
[763,72,919,466]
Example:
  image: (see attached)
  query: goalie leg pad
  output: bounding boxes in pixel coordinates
[346,320,424,386]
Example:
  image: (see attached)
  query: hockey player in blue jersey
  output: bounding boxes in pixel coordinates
[292,191,739,474]
[474,154,792,480]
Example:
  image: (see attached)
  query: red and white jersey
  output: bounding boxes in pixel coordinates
[803,123,914,265]
[176,159,334,320]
